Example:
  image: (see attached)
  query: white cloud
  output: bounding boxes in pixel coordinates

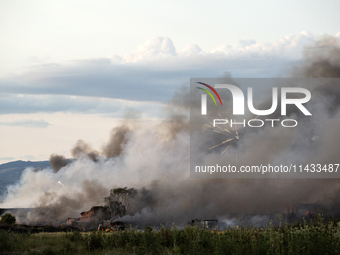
[177,44,203,56]
[209,31,318,59]
[117,31,337,64]
[122,37,177,63]
[0,31,339,115]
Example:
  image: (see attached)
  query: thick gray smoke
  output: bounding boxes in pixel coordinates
[71,124,131,161]
[294,36,340,78]
[102,125,130,158]
[71,140,99,161]
[2,37,340,227]
[24,180,109,224]
[49,154,68,172]
[118,36,340,227]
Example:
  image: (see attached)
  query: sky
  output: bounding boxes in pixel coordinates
[0,0,340,164]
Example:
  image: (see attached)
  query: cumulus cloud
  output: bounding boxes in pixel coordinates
[177,44,202,56]
[210,31,318,58]
[0,32,339,115]
[122,37,177,62]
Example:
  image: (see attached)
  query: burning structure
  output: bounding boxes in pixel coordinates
[98,221,126,232]
[287,203,335,219]
[66,206,110,230]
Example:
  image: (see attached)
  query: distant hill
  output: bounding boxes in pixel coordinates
[0,160,51,199]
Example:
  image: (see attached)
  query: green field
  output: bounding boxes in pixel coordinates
[1,215,340,255]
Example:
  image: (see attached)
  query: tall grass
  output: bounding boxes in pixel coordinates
[1,214,340,254]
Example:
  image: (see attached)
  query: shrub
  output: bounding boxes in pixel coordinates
[0,229,13,251]
[66,230,82,242]
[85,231,103,251]
[0,213,16,224]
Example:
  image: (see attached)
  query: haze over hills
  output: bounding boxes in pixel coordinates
[0,160,51,200]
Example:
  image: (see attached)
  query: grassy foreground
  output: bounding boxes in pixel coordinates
[1,216,340,254]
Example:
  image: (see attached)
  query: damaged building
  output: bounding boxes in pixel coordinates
[66,206,110,230]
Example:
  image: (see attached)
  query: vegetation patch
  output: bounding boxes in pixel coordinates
[0,214,340,254]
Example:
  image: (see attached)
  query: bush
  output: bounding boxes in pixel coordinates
[0,229,13,251]
[0,213,16,224]
[66,230,82,242]
[85,231,103,251]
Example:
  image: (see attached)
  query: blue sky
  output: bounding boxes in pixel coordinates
[0,0,339,163]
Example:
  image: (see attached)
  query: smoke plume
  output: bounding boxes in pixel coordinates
[71,140,99,161]
[49,154,68,172]
[102,125,130,158]
[2,37,340,227]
